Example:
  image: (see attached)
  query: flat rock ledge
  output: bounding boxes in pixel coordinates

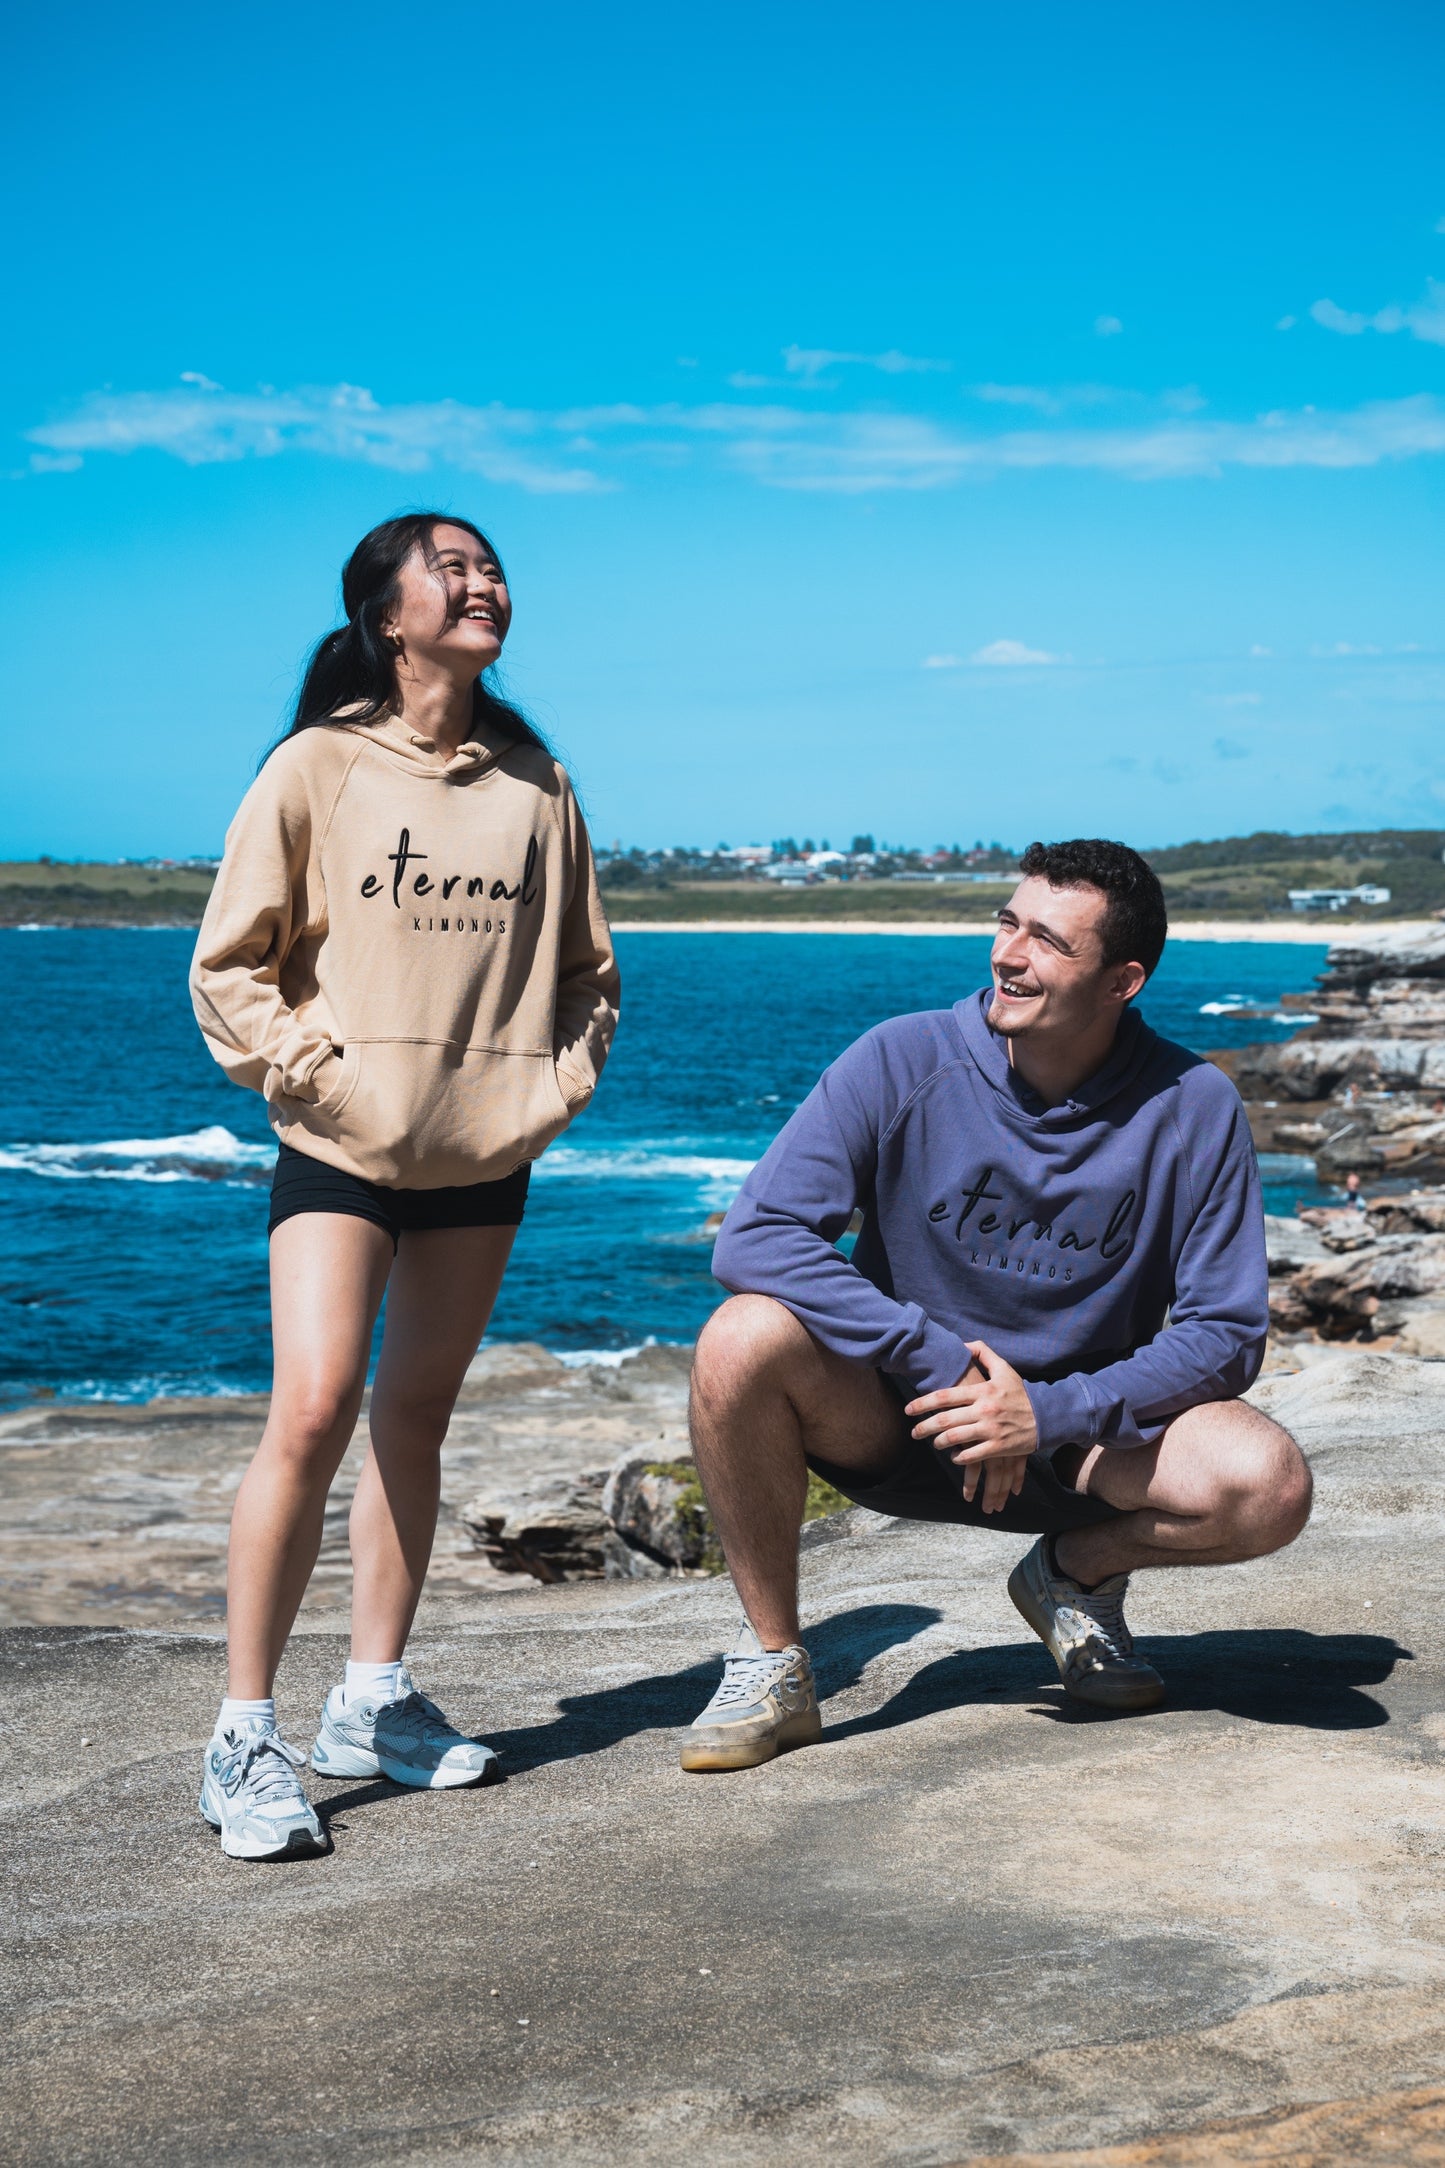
[5,1349,1445,2165]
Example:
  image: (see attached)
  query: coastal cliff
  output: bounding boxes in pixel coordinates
[1228,922,1445,1349]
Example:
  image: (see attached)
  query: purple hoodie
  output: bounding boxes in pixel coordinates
[713,990,1267,1454]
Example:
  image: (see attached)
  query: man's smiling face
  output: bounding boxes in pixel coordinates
[988,877,1142,1046]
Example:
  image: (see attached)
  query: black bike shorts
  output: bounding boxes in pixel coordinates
[267,1141,531,1250]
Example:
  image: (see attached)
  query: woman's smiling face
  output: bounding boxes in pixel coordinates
[386,522,512,677]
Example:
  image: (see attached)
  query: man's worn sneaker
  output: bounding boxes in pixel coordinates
[1008,1537,1165,1711]
[199,1720,324,1860]
[679,1622,823,1772]
[310,1668,498,1790]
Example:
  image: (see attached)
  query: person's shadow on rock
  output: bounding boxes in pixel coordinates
[825,1627,1411,1742]
[315,1601,942,1819]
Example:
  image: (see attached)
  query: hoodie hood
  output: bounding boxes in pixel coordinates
[337,712,513,784]
[954,988,1159,1127]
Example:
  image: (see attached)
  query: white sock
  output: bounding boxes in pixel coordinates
[345,1659,405,1705]
[217,1696,275,1733]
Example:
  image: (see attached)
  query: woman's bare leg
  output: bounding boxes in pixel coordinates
[348,1225,517,1662]
[226,1213,393,1698]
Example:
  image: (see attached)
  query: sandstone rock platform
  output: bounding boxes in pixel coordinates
[5,1348,1445,2163]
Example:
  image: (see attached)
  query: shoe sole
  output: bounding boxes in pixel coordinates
[1007,1563,1165,1712]
[679,1707,822,1773]
[311,1738,500,1789]
[199,1796,325,1861]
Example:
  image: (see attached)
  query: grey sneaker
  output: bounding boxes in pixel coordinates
[310,1669,498,1790]
[679,1623,822,1772]
[199,1720,324,1860]
[1008,1537,1165,1711]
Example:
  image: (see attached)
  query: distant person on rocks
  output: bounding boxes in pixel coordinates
[190,513,618,1858]
[679,839,1309,1772]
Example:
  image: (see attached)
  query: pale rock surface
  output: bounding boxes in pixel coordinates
[4,1350,1445,2163]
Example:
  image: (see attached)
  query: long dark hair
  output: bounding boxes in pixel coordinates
[271,513,550,760]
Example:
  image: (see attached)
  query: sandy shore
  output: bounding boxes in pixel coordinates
[610,918,1432,941]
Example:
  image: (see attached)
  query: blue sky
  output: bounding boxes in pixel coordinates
[4,2,1443,858]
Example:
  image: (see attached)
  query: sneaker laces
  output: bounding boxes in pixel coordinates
[218,1727,308,1807]
[1065,1578,1134,1663]
[392,1687,465,1744]
[709,1648,796,1710]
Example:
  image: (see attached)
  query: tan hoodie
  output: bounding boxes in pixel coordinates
[190,715,619,1187]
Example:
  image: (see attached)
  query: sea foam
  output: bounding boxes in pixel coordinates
[0,1125,273,1184]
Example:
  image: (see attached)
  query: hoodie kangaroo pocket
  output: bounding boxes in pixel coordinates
[311,1040,573,1186]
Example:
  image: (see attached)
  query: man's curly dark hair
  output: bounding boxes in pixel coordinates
[1017,838,1168,979]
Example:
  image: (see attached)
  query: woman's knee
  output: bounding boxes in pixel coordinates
[369,1383,458,1453]
[267,1378,363,1468]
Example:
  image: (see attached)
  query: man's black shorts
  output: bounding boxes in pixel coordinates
[268,1141,531,1251]
[805,1400,1124,1538]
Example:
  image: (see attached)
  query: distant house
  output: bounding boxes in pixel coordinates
[1287,884,1391,912]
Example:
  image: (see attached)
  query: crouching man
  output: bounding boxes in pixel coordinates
[679,838,1310,1771]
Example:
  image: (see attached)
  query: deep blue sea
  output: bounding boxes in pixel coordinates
[0,929,1332,1407]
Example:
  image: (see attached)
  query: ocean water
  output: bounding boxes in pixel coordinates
[0,929,1332,1407]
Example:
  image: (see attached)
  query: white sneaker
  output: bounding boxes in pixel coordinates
[310,1668,498,1790]
[1008,1537,1165,1711]
[198,1719,324,1860]
[679,1622,822,1772]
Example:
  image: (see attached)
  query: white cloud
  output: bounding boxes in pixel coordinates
[1310,279,1445,347]
[969,639,1069,666]
[23,381,1445,496]
[180,370,222,391]
[921,653,965,668]
[1094,315,1124,337]
[1436,216,1445,235]
[1311,641,1383,657]
[781,344,950,382]
[1275,315,1296,332]
[1249,643,1273,657]
[24,381,611,494]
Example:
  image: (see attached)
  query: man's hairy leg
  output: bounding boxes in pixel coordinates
[689,1295,905,1649]
[1053,1397,1312,1587]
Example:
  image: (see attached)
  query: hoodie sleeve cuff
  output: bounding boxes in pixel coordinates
[1024,1374,1097,1457]
[271,1028,335,1102]
[910,1320,977,1398]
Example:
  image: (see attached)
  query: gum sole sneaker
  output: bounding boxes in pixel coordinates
[679,1622,823,1773]
[199,1723,324,1860]
[1008,1537,1165,1712]
[310,1669,498,1790]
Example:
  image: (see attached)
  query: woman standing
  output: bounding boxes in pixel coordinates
[191,514,619,1859]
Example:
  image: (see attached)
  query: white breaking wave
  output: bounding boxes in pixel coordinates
[534,1143,754,1206]
[556,1337,665,1370]
[1198,998,1316,1025]
[0,1124,273,1184]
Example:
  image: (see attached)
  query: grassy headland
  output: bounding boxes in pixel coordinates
[3,828,1442,927]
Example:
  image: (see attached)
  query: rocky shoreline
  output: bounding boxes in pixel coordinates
[1219,921,1445,1358]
